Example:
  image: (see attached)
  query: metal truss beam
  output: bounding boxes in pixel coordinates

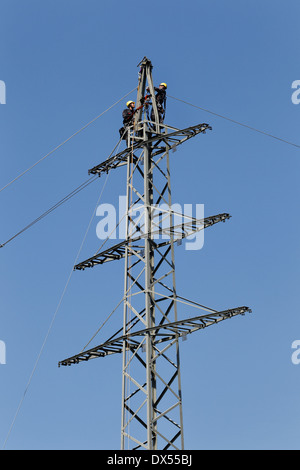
[74,213,230,271]
[88,122,212,177]
[58,306,251,367]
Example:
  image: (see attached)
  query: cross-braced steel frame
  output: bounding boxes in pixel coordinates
[58,57,251,451]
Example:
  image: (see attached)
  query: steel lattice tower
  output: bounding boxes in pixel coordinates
[58,57,251,450]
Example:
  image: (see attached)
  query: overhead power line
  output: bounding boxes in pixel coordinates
[0,130,128,249]
[168,95,300,150]
[0,87,136,194]
[0,175,98,248]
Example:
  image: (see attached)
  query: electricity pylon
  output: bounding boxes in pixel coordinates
[58,57,251,450]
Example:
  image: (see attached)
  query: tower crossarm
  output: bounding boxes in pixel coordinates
[73,213,230,271]
[88,123,212,176]
[58,306,251,367]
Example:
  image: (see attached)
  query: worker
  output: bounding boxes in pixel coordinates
[147,83,167,124]
[123,100,136,127]
[119,101,136,140]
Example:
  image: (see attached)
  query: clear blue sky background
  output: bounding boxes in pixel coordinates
[0,0,300,450]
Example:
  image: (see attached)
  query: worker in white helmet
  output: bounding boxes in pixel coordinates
[123,101,136,127]
[119,101,136,141]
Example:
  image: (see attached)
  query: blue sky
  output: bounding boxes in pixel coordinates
[0,0,300,450]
